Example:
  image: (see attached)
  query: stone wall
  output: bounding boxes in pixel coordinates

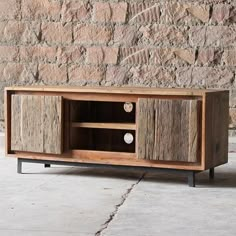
[0,0,236,134]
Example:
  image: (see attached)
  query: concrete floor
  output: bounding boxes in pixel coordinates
[0,156,236,236]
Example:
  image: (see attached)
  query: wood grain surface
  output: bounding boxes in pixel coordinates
[5,85,222,96]
[11,95,62,154]
[137,98,200,162]
[204,91,229,169]
[71,122,136,130]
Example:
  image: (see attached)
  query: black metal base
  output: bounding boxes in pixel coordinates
[209,168,215,179]
[188,171,196,187]
[16,158,215,187]
[17,158,22,174]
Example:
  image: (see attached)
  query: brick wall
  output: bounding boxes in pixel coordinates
[0,0,236,134]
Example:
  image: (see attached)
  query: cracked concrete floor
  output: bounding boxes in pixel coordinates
[0,156,236,236]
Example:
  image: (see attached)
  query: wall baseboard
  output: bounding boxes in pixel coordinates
[1,133,236,158]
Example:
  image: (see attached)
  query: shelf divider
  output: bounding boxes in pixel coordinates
[71,122,136,130]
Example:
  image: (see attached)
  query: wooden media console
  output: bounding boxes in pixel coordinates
[5,86,229,187]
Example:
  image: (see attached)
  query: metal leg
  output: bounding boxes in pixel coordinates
[16,158,204,187]
[209,168,214,179]
[188,171,196,187]
[17,159,22,174]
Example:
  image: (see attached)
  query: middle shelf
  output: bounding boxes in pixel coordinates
[71,122,136,130]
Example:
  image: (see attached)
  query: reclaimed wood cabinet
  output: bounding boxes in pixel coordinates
[5,86,229,187]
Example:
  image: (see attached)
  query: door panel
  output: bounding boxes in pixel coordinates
[137,98,200,162]
[11,95,63,154]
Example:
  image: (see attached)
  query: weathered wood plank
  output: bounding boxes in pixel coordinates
[11,95,62,154]
[21,95,44,153]
[43,96,62,154]
[204,91,229,169]
[11,95,23,151]
[137,99,200,162]
[5,85,223,96]
[188,100,199,162]
[11,95,44,152]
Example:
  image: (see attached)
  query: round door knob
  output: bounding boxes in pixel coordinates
[124,133,134,144]
[124,102,133,113]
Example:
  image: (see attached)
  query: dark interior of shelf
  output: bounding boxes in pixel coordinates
[70,100,136,123]
[68,100,136,152]
[70,128,135,153]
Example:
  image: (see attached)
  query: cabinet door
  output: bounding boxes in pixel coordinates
[11,95,63,154]
[137,98,200,162]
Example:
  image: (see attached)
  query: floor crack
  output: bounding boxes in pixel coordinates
[95,172,146,236]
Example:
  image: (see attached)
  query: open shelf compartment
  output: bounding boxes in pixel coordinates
[70,100,136,123]
[69,100,136,153]
[70,128,135,153]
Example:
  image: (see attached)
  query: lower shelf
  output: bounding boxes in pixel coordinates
[13,150,203,171]
[70,128,136,153]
